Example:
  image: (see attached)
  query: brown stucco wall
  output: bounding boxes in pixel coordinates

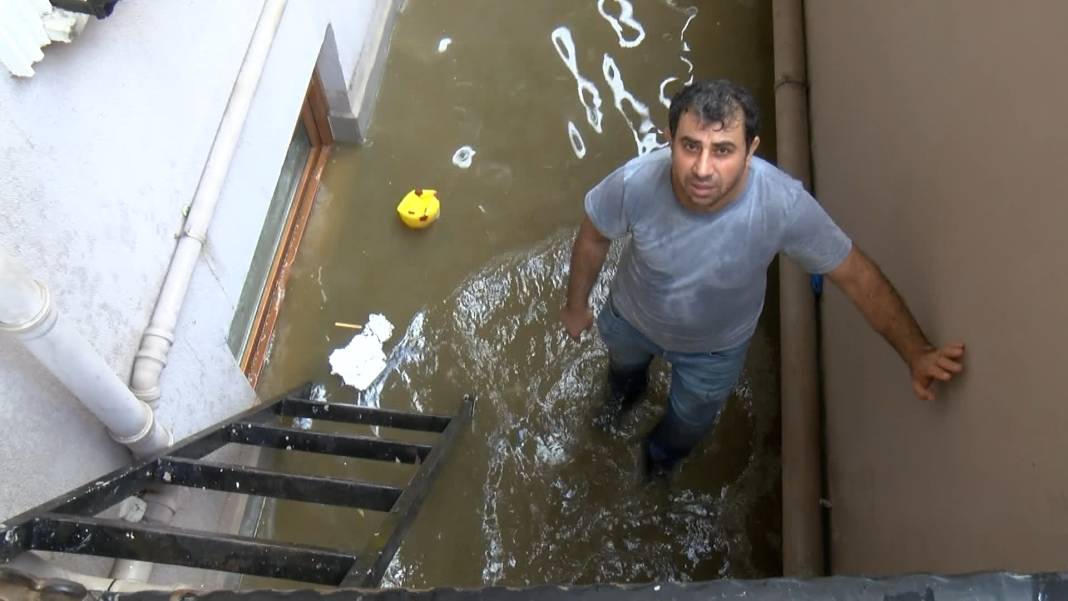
[805,1,1068,575]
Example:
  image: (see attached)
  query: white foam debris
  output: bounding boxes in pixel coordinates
[117,497,147,523]
[293,417,313,430]
[328,313,395,390]
[452,145,476,169]
[437,37,452,53]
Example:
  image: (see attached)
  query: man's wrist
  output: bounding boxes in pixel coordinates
[563,300,589,314]
[904,343,935,369]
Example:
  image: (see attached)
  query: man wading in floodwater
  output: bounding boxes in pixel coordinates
[561,79,966,478]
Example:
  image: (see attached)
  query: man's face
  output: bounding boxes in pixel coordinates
[669,108,759,213]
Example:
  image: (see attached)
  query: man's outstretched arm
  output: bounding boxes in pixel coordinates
[561,216,612,339]
[826,246,965,400]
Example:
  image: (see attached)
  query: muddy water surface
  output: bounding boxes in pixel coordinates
[253,0,780,587]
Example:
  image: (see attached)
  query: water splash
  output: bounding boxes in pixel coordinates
[355,231,776,585]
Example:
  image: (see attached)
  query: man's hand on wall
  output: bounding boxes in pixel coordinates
[908,342,965,400]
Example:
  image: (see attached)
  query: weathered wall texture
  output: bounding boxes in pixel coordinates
[806,1,1068,574]
[0,0,380,521]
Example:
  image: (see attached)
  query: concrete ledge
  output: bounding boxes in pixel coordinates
[345,0,403,143]
[58,571,1068,600]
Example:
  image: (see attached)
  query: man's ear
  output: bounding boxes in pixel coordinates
[747,135,761,160]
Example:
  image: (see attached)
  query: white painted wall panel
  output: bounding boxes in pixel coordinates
[0,0,382,522]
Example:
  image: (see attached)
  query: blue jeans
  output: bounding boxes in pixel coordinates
[597,296,750,469]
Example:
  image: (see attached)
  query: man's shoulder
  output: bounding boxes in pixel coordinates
[749,156,808,207]
[620,146,671,185]
[751,156,801,189]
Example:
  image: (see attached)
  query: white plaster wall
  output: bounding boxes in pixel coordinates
[0,0,380,522]
[206,0,377,316]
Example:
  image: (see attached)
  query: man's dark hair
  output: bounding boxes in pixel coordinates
[668,79,760,148]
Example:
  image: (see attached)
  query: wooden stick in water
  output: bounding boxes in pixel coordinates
[334,322,363,330]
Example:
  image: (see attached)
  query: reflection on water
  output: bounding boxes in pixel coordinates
[598,0,646,48]
[551,27,605,134]
[601,53,661,155]
[254,0,779,588]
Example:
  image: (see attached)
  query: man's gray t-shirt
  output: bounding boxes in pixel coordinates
[585,148,852,353]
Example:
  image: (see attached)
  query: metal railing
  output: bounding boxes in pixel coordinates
[0,384,474,588]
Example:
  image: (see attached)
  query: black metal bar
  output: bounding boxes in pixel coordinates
[278,398,452,433]
[48,463,156,516]
[0,522,34,563]
[228,423,432,464]
[0,390,299,551]
[166,427,232,460]
[162,391,297,460]
[160,393,294,461]
[0,461,157,523]
[32,514,356,585]
[341,395,475,588]
[155,457,402,511]
[46,461,155,516]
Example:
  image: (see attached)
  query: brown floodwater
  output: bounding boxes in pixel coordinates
[252,0,780,588]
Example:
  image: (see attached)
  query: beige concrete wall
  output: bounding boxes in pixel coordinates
[805,1,1068,575]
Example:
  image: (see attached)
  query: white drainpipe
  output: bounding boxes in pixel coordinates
[129,0,289,405]
[116,0,289,584]
[0,251,172,456]
[0,250,177,585]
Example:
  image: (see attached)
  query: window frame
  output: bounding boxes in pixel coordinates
[240,70,334,388]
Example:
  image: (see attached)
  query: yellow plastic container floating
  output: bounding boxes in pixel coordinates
[396,188,440,229]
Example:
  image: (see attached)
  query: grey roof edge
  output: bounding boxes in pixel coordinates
[86,571,1067,601]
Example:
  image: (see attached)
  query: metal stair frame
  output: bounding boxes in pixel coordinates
[0,384,474,588]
